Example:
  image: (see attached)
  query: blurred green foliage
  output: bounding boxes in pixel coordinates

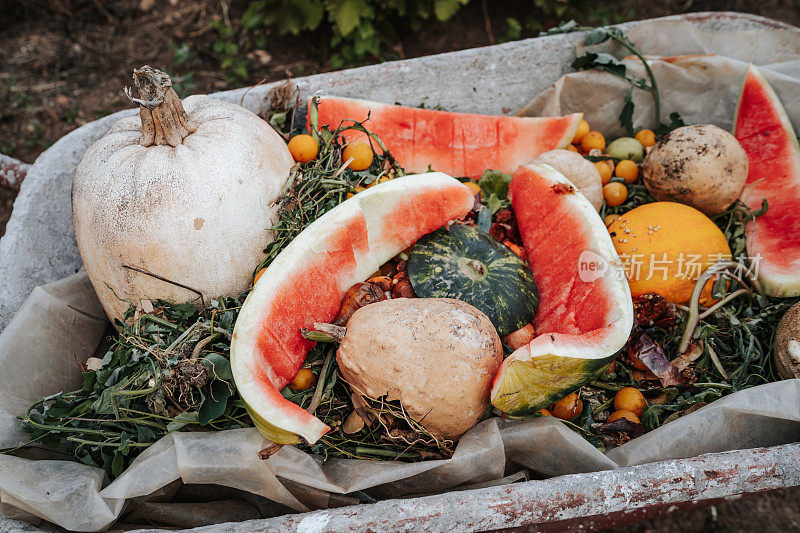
[241,0,469,68]
[204,0,633,84]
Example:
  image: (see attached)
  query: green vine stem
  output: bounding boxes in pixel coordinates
[608,32,661,127]
[677,260,764,354]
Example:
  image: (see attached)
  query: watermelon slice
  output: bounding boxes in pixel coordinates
[734,65,800,297]
[312,96,583,179]
[231,173,475,444]
[490,164,634,415]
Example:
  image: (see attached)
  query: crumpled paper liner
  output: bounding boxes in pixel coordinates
[0,272,107,447]
[519,19,800,136]
[3,18,800,532]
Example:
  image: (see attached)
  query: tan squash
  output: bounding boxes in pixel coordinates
[335,298,503,439]
[73,67,293,323]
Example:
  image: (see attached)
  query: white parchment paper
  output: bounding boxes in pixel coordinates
[3,19,800,532]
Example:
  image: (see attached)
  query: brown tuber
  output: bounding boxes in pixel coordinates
[335,298,502,439]
[642,125,748,216]
[774,301,800,379]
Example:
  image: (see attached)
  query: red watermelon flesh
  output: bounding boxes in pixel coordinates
[311,96,582,179]
[231,173,475,444]
[490,164,633,415]
[734,65,800,297]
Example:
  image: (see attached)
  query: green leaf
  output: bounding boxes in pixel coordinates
[571,52,627,78]
[477,169,512,202]
[91,387,117,415]
[81,371,97,391]
[540,20,580,36]
[653,112,686,136]
[332,0,366,37]
[111,452,125,478]
[67,398,94,417]
[486,194,503,215]
[241,1,265,29]
[160,302,199,323]
[504,17,522,42]
[166,411,199,432]
[433,0,465,21]
[295,0,325,31]
[198,382,233,425]
[583,27,610,45]
[619,86,634,136]
[200,353,234,383]
[137,425,158,444]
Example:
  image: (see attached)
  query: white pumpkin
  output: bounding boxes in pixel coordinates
[73,67,293,323]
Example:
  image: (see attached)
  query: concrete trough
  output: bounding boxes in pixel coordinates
[1,11,799,531]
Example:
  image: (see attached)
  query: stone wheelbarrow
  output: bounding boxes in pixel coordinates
[2,11,800,532]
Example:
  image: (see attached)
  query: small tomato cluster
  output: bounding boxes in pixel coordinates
[541,386,647,427]
[287,133,375,172]
[570,119,657,210]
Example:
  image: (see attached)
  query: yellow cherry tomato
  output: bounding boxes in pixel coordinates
[464,181,482,196]
[343,142,374,171]
[346,186,366,199]
[254,267,267,285]
[615,159,639,183]
[614,387,646,417]
[603,182,628,207]
[604,213,620,227]
[635,129,656,148]
[288,134,319,163]
[366,175,392,188]
[572,119,590,144]
[288,368,317,391]
[594,160,613,185]
[551,392,582,421]
[608,409,640,424]
[581,130,606,153]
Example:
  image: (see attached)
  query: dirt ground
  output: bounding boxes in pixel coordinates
[607,486,800,532]
[2,1,800,530]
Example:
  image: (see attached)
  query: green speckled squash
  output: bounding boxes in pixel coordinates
[407,224,538,336]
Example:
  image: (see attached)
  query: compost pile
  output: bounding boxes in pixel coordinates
[5,24,800,483]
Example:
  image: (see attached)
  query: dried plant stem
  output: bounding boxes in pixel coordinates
[191,333,221,359]
[678,260,751,354]
[706,343,730,382]
[307,348,334,415]
[126,66,198,147]
[312,323,346,342]
[698,289,750,320]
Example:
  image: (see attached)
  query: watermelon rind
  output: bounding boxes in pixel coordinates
[493,355,612,415]
[490,164,634,416]
[733,65,800,297]
[231,173,475,444]
[312,95,583,178]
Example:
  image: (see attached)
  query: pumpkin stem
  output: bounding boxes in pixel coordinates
[125,66,198,147]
